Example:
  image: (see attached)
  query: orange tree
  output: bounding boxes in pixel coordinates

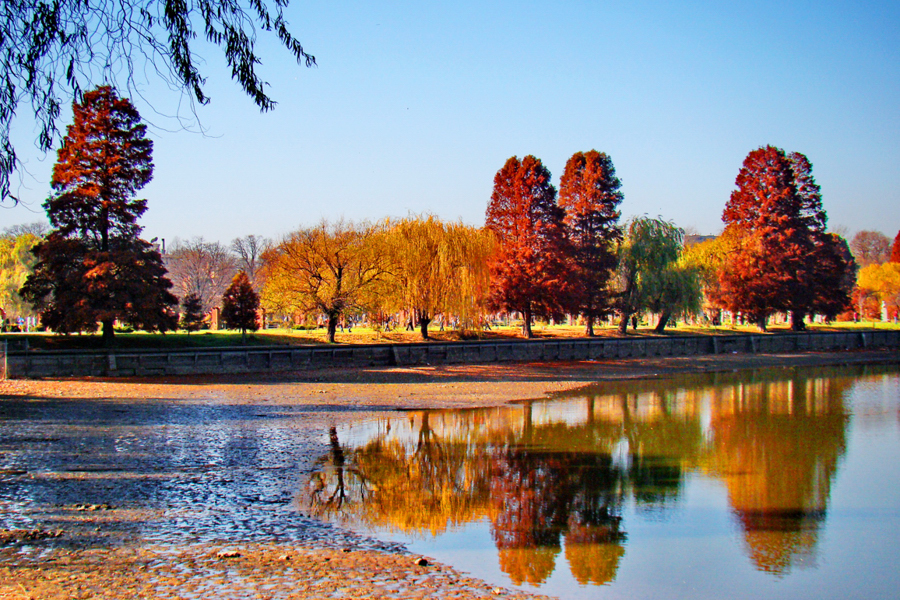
[715,146,852,330]
[259,220,387,343]
[485,155,571,338]
[558,150,623,336]
[20,86,177,346]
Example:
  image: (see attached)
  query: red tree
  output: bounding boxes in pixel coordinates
[486,155,571,338]
[716,146,851,330]
[221,271,260,343]
[891,231,900,263]
[559,150,623,336]
[20,86,177,345]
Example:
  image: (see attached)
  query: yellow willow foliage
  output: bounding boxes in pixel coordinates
[682,229,741,311]
[564,541,625,586]
[0,232,41,317]
[857,262,900,308]
[497,546,560,586]
[377,215,495,332]
[259,220,387,320]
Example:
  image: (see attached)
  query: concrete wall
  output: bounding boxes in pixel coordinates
[4,330,899,379]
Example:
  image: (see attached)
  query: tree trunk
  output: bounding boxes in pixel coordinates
[241,328,247,345]
[617,313,630,335]
[756,315,768,332]
[326,313,339,343]
[418,316,431,340]
[102,318,115,348]
[584,312,595,337]
[791,311,807,331]
[522,306,533,339]
[654,311,671,333]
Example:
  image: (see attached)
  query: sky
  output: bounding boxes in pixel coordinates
[3,0,899,245]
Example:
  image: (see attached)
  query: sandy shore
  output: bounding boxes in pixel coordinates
[1,349,897,600]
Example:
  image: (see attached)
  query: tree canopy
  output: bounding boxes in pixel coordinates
[19,86,177,344]
[260,220,386,343]
[615,217,695,334]
[165,237,238,313]
[486,155,571,338]
[221,271,260,342]
[377,215,495,339]
[559,150,623,336]
[716,146,851,330]
[0,229,42,320]
[1,0,315,204]
[849,231,892,267]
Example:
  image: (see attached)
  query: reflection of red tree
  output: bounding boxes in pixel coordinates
[490,453,569,549]
[490,450,570,585]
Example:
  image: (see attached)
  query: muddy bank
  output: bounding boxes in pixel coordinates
[0,349,897,600]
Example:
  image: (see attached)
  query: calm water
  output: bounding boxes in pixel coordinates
[303,364,900,600]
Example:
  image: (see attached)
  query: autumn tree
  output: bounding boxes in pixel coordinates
[260,220,387,343]
[892,231,900,263]
[0,228,43,320]
[164,237,238,312]
[1,0,315,204]
[716,146,851,330]
[486,155,571,338]
[19,86,177,345]
[849,231,891,267]
[615,217,697,334]
[377,215,495,339]
[558,150,623,336]
[857,263,900,321]
[682,232,739,325]
[221,271,260,343]
[179,293,205,333]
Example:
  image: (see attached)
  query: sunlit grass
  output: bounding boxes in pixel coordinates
[2,319,896,351]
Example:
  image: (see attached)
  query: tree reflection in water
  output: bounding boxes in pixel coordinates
[303,365,868,587]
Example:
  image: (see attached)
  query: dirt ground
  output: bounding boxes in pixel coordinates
[1,349,898,600]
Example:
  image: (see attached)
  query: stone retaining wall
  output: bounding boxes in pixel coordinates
[4,330,899,379]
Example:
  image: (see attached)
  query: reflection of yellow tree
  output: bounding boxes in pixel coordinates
[565,541,626,586]
[305,415,496,536]
[498,547,560,586]
[707,371,851,575]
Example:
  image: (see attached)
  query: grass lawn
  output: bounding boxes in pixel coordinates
[2,320,897,352]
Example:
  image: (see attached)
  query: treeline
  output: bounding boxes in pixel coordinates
[2,85,899,342]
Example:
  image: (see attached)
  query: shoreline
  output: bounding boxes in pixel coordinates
[0,349,898,600]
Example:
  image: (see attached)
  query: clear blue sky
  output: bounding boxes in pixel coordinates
[4,0,899,244]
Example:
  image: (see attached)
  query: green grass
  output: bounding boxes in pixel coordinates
[1,320,896,352]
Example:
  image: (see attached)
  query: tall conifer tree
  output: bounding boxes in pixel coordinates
[221,271,260,344]
[485,155,570,338]
[559,150,623,336]
[716,146,851,329]
[20,86,177,345]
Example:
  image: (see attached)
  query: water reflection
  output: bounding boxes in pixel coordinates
[303,365,891,589]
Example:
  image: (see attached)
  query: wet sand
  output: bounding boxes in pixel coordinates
[1,349,897,600]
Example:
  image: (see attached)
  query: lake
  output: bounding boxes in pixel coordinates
[302,363,900,600]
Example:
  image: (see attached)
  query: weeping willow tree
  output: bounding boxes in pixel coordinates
[377,215,495,339]
[1,0,315,204]
[615,217,701,334]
